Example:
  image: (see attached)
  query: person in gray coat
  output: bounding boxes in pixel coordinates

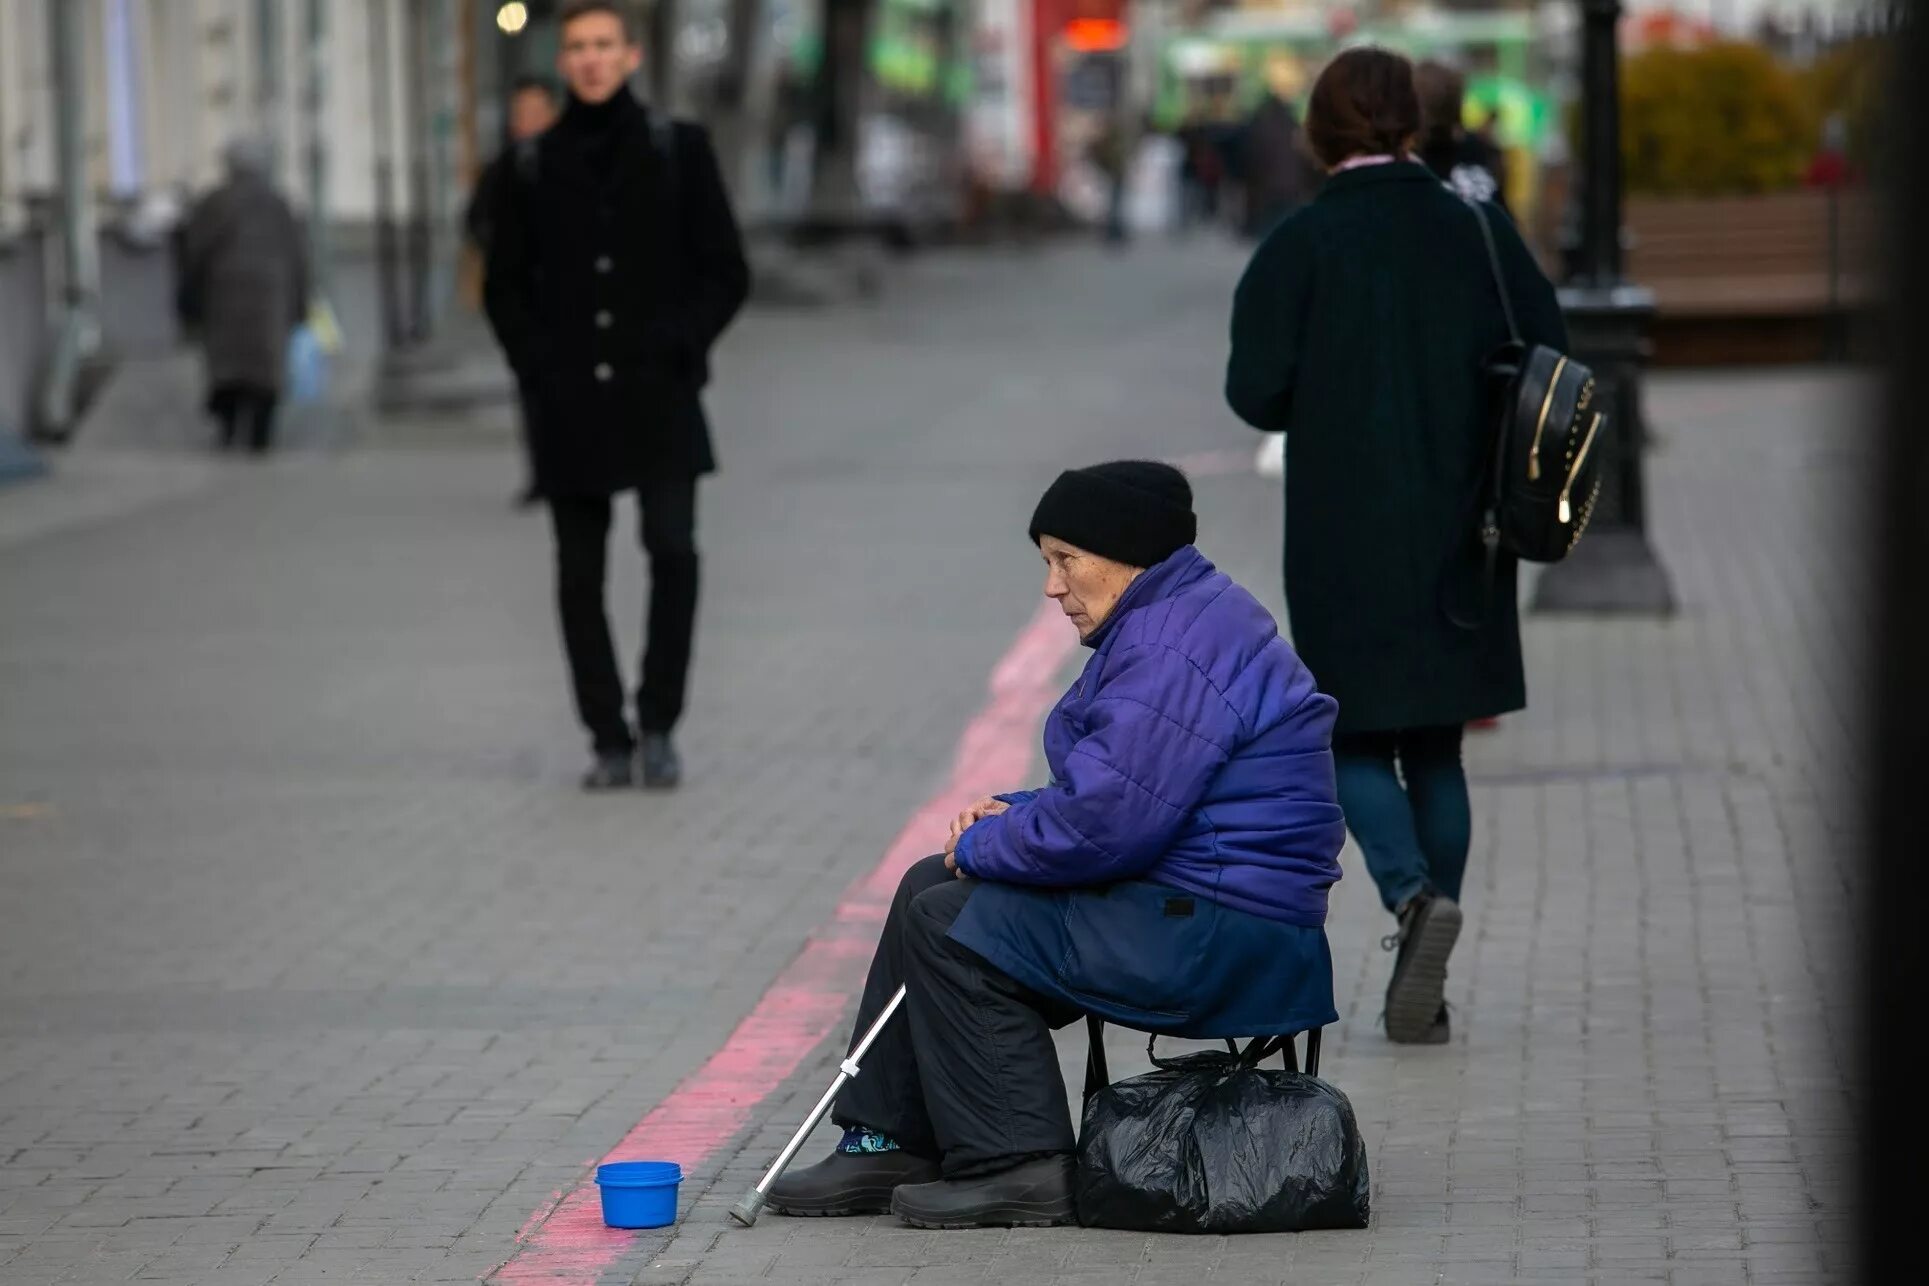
[176,138,308,453]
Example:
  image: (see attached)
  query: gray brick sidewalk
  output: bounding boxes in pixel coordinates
[623,366,1860,1286]
[1,240,1861,1285]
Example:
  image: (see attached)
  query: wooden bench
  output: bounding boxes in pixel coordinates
[1530,171,1876,364]
[1628,190,1872,311]
[1625,190,1873,364]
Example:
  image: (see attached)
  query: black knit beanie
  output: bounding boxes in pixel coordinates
[1028,460,1197,568]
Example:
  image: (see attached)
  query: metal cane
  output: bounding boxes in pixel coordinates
[729,984,907,1227]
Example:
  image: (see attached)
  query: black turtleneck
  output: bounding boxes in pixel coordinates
[557,88,644,180]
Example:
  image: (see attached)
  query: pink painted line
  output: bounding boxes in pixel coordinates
[493,598,1076,1282]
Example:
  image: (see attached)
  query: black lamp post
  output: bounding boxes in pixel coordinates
[1533,0,1675,614]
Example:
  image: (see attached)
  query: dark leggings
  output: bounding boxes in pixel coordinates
[1333,725,1470,913]
[210,384,279,453]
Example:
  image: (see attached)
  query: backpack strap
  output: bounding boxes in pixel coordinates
[1466,198,1521,346]
[1443,199,1523,633]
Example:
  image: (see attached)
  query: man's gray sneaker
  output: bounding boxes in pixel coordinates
[581,751,635,792]
[640,732,681,789]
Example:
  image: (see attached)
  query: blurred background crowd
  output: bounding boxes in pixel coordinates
[0,0,1900,466]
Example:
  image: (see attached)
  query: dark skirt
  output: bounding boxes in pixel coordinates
[949,878,1336,1041]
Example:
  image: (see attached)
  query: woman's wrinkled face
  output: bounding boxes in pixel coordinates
[1039,536,1143,639]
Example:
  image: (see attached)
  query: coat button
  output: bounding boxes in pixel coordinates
[594,255,613,273]
[595,310,612,329]
[594,363,613,382]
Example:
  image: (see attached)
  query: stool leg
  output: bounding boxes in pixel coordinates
[1305,1028,1323,1078]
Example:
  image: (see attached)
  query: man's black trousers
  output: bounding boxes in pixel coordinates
[547,477,699,753]
[831,854,1083,1177]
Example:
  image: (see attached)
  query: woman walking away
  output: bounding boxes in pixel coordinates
[1224,47,1566,1044]
[177,138,308,454]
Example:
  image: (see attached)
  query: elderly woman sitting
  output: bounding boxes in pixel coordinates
[769,461,1346,1228]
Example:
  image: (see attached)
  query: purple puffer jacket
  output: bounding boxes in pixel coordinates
[954,545,1345,927]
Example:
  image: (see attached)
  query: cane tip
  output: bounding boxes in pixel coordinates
[728,1190,765,1227]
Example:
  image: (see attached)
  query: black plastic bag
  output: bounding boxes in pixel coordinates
[1075,1041,1371,1234]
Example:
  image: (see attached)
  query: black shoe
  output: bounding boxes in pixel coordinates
[1423,1003,1451,1045]
[640,732,680,789]
[890,1155,1076,1229]
[1383,892,1462,1044]
[766,1150,942,1217]
[580,751,635,792]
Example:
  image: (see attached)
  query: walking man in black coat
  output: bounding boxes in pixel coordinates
[482,0,750,790]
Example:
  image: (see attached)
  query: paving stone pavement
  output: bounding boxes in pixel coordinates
[0,239,1864,1285]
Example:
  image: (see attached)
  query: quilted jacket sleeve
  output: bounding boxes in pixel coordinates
[956,644,1241,886]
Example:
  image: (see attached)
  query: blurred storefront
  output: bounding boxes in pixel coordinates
[961,0,1134,210]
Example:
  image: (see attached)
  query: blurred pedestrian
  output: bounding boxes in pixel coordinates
[1089,119,1131,247]
[1225,48,1566,1044]
[1805,112,1854,189]
[1237,90,1310,240]
[482,0,749,791]
[468,74,561,508]
[767,66,812,213]
[175,137,307,454]
[1415,61,1508,212]
[1173,117,1201,233]
[1236,56,1315,240]
[1174,112,1225,234]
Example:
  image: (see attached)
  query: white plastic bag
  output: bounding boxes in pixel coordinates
[1255,433,1285,480]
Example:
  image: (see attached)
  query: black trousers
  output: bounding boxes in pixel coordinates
[547,476,699,753]
[210,383,278,453]
[831,854,1082,1177]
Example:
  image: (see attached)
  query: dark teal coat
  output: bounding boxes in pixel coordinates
[1225,161,1567,735]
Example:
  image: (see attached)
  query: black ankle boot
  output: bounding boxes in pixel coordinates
[890,1154,1076,1229]
[766,1150,942,1217]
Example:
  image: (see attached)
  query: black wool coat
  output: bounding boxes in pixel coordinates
[483,91,749,495]
[1225,161,1567,735]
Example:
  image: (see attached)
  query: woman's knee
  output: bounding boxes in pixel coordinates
[903,879,973,955]
[893,853,955,910]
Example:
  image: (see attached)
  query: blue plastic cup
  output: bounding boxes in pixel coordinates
[596,1160,681,1229]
